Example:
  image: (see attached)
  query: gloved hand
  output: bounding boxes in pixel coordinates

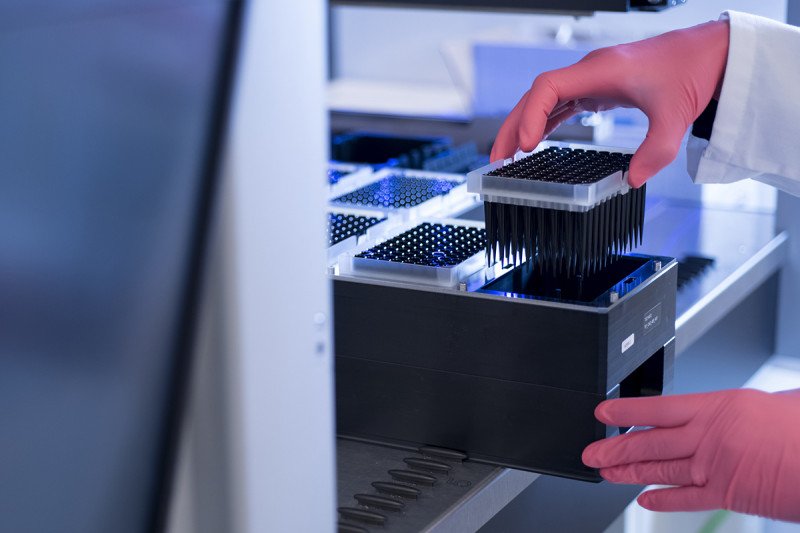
[490,20,730,187]
[582,389,800,522]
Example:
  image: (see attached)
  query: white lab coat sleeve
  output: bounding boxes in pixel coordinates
[686,10,800,197]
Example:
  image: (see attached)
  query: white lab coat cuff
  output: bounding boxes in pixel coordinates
[690,11,800,195]
[688,135,757,184]
[709,11,758,167]
[689,11,757,184]
[688,135,800,196]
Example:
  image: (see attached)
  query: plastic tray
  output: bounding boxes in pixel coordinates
[327,208,392,263]
[467,141,634,212]
[339,219,487,288]
[329,168,468,221]
[328,162,373,196]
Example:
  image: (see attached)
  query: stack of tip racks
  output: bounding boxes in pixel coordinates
[467,141,646,277]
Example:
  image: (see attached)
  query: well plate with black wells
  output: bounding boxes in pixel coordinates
[486,146,631,184]
[346,222,487,287]
[478,146,645,277]
[331,174,462,210]
[328,213,387,247]
[356,222,485,268]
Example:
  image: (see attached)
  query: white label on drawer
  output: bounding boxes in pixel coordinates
[622,333,635,354]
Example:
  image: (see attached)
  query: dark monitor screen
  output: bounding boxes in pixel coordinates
[0,2,240,532]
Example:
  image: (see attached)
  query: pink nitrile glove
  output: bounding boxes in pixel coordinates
[490,20,730,188]
[582,389,800,522]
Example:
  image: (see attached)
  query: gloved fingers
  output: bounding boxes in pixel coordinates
[569,97,609,114]
[518,62,612,152]
[492,95,580,161]
[583,426,694,468]
[490,90,530,162]
[544,98,627,139]
[595,394,702,428]
[637,486,718,513]
[599,458,698,487]
[549,99,575,116]
[542,102,582,139]
[517,73,561,152]
[628,113,686,187]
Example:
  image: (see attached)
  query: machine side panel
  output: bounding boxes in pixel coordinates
[336,356,606,482]
[334,280,608,393]
[606,263,677,391]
